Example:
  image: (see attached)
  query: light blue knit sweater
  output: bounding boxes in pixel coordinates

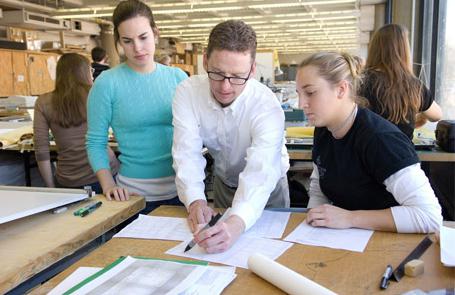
[87,63,187,178]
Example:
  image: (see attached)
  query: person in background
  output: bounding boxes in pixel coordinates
[34,53,119,193]
[91,46,110,80]
[360,24,442,139]
[173,20,290,253]
[158,55,172,66]
[297,51,442,233]
[87,0,188,213]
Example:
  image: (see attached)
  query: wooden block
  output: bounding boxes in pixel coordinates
[404,259,424,277]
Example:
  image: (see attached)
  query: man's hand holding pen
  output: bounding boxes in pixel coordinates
[193,215,245,253]
[186,202,246,254]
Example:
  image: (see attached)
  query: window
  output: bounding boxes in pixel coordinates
[435,0,455,119]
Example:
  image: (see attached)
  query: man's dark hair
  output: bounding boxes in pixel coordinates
[91,47,107,62]
[206,20,257,61]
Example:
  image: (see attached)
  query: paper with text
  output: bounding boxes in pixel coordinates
[166,235,293,269]
[245,211,290,239]
[284,220,373,252]
[113,214,192,241]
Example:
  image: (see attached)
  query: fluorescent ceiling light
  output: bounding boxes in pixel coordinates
[51,0,362,54]
[271,15,357,23]
[248,0,355,9]
[273,9,359,18]
[154,6,243,14]
[54,13,111,19]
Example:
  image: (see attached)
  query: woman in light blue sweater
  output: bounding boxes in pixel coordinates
[87,0,187,212]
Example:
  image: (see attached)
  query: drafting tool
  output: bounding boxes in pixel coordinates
[391,236,432,282]
[0,186,92,224]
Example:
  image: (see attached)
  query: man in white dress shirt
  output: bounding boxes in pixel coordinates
[172,20,290,253]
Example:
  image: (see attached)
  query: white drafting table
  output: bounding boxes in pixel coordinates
[0,186,90,224]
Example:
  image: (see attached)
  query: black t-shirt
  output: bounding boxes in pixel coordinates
[91,62,110,81]
[312,108,420,210]
[360,71,434,139]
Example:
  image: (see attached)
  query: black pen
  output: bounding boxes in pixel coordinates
[184,212,223,252]
[380,264,393,289]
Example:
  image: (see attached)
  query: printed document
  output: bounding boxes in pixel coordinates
[50,263,235,295]
[113,214,192,241]
[65,256,235,295]
[284,220,373,252]
[245,211,290,239]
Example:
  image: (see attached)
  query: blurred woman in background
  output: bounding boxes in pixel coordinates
[360,24,442,139]
[34,53,118,193]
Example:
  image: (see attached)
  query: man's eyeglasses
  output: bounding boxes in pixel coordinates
[207,65,253,85]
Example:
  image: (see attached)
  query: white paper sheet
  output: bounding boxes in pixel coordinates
[284,220,373,252]
[166,235,293,269]
[440,225,455,267]
[48,267,102,295]
[113,214,193,241]
[245,211,290,239]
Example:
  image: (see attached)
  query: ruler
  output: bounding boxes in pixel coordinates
[391,236,433,281]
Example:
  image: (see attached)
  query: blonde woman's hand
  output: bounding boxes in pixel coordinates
[306,204,354,229]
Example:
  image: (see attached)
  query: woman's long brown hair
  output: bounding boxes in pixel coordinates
[51,53,92,128]
[365,24,422,123]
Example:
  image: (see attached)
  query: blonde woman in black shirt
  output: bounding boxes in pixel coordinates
[296,52,441,233]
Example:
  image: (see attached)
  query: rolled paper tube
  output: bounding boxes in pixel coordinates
[248,253,337,295]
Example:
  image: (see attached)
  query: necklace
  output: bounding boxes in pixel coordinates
[329,104,358,138]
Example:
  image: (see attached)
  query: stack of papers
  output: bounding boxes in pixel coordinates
[55,256,236,295]
[284,220,373,252]
[440,225,455,267]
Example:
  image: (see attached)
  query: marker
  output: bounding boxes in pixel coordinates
[380,264,393,289]
[73,201,102,217]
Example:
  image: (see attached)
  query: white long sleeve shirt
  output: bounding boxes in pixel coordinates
[172,75,289,230]
[308,163,442,233]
